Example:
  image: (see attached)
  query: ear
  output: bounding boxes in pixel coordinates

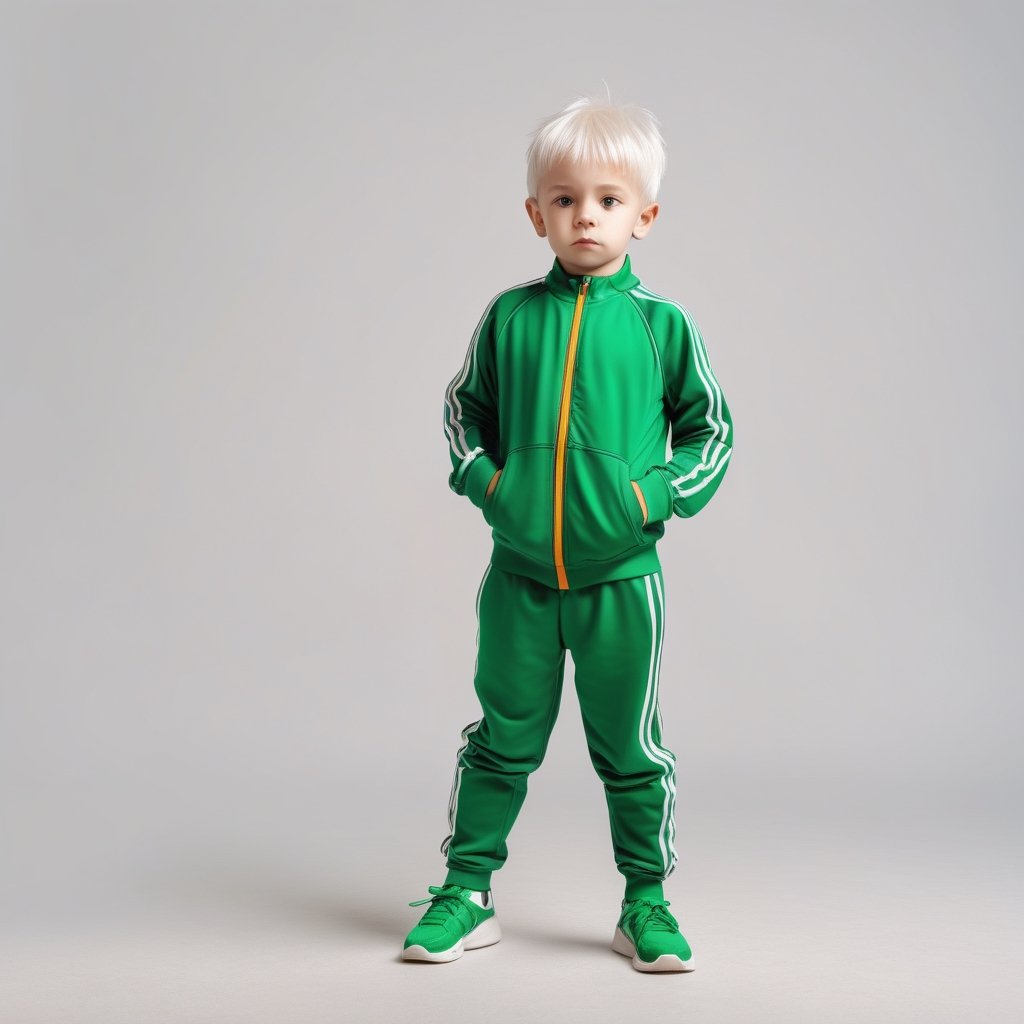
[525,197,547,238]
[631,202,659,240]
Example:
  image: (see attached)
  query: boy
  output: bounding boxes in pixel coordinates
[403,96,734,973]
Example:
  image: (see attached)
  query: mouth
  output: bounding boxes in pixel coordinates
[574,238,598,246]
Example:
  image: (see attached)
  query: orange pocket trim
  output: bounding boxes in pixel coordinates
[631,480,648,525]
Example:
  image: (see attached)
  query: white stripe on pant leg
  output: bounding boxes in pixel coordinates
[648,574,678,865]
[440,564,492,856]
[642,574,678,877]
[440,719,481,855]
[649,572,678,875]
[637,573,676,877]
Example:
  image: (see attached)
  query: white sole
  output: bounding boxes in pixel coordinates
[611,927,696,973]
[402,914,502,963]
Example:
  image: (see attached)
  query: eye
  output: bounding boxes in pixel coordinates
[555,196,573,207]
[602,196,621,208]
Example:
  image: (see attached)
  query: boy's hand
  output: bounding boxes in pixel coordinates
[630,480,648,526]
[486,469,502,498]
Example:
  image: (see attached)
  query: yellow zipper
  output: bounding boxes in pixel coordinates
[552,276,590,589]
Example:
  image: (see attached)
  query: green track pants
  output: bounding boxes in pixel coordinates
[441,564,678,900]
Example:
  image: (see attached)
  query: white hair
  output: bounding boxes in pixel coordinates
[525,95,667,208]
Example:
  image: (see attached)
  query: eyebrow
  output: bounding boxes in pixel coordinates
[545,183,628,193]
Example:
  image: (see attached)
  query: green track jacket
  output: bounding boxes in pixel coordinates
[443,253,734,591]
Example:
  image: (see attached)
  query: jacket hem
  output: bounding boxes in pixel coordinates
[490,539,662,591]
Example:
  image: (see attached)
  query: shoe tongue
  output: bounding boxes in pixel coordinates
[467,889,492,909]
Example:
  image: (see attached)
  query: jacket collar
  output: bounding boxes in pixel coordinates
[544,252,641,303]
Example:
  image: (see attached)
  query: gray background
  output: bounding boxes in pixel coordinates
[2,1,1021,1021]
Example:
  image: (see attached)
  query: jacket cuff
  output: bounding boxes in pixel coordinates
[637,468,674,524]
[463,453,501,509]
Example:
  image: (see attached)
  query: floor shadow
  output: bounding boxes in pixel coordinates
[144,852,636,959]
[506,925,613,954]
[144,856,412,939]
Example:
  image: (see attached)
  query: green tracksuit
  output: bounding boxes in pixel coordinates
[440,253,733,898]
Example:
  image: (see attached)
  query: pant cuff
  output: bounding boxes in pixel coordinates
[444,866,493,891]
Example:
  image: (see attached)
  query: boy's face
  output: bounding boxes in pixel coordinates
[525,159,659,277]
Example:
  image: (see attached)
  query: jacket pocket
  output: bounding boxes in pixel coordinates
[563,447,644,567]
[483,445,554,565]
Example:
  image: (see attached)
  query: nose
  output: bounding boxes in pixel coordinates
[574,199,598,226]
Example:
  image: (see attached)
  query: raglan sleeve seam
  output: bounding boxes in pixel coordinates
[636,298,734,522]
[444,296,503,509]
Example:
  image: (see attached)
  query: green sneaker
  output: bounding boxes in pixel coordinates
[402,884,501,963]
[611,897,695,973]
